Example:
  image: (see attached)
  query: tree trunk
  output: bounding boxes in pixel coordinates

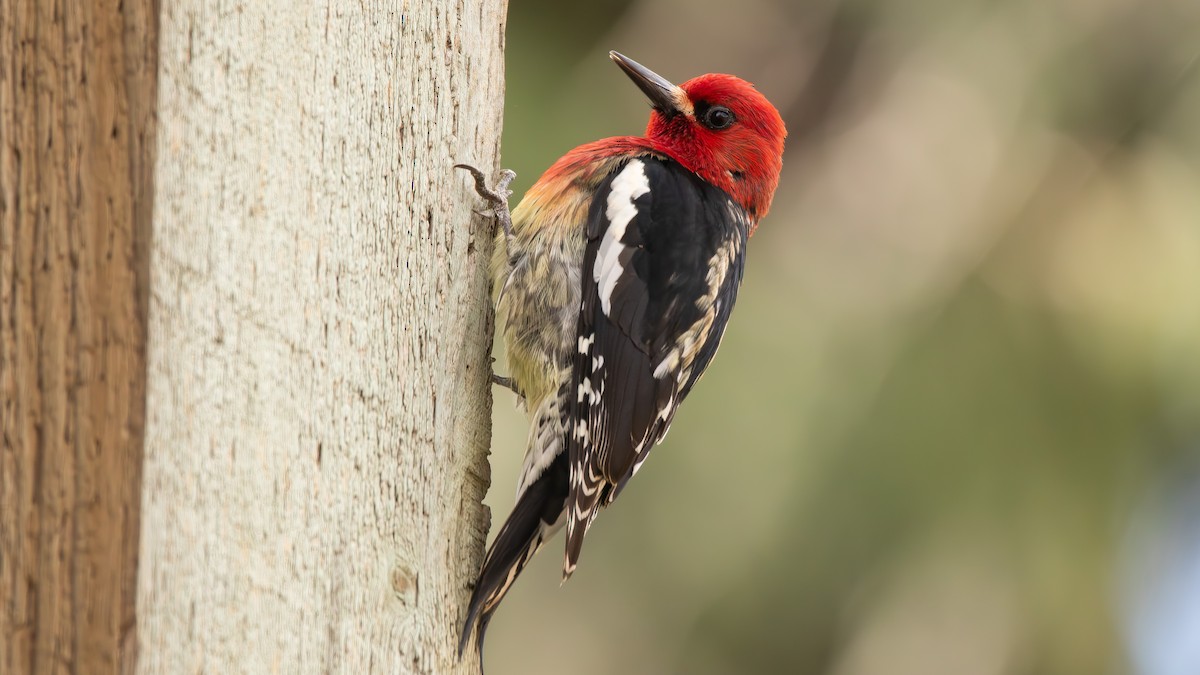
[135,0,506,671]
[1,0,157,673]
[4,0,505,672]
[134,0,506,672]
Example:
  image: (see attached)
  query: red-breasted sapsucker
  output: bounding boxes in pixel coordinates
[458,51,787,658]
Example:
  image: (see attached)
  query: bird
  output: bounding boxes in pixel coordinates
[456,50,787,660]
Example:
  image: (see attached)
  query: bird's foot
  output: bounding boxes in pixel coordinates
[456,164,516,244]
[491,372,521,397]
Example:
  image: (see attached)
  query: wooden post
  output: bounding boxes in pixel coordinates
[1,0,159,673]
[135,1,506,672]
[3,0,505,672]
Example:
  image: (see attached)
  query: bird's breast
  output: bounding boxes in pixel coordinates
[492,188,590,410]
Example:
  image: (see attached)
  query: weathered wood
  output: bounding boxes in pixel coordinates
[135,1,506,673]
[0,0,158,673]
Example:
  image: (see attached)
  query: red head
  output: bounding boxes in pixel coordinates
[611,52,787,226]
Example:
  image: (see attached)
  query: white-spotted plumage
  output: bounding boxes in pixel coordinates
[561,157,751,578]
[464,155,754,658]
[463,158,753,658]
[460,51,787,667]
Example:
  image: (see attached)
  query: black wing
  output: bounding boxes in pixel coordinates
[563,156,750,575]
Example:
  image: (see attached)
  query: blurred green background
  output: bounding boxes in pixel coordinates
[483,1,1200,673]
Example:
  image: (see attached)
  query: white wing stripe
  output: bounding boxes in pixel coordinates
[594,160,650,316]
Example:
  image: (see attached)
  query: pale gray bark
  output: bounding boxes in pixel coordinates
[136,1,506,673]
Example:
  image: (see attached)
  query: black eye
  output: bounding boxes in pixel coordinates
[701,105,735,130]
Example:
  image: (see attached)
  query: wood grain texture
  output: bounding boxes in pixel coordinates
[0,0,158,673]
[136,0,505,672]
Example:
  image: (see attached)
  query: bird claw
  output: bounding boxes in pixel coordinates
[460,167,522,400]
[456,163,515,205]
[456,163,517,243]
[491,372,521,397]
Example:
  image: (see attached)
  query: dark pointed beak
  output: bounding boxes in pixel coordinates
[609,51,690,116]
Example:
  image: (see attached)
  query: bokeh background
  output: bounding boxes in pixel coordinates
[482,1,1200,673]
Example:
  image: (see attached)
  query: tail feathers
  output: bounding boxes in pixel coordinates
[562,506,592,581]
[562,469,611,581]
[459,453,568,658]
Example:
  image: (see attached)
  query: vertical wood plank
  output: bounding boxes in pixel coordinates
[0,0,157,673]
